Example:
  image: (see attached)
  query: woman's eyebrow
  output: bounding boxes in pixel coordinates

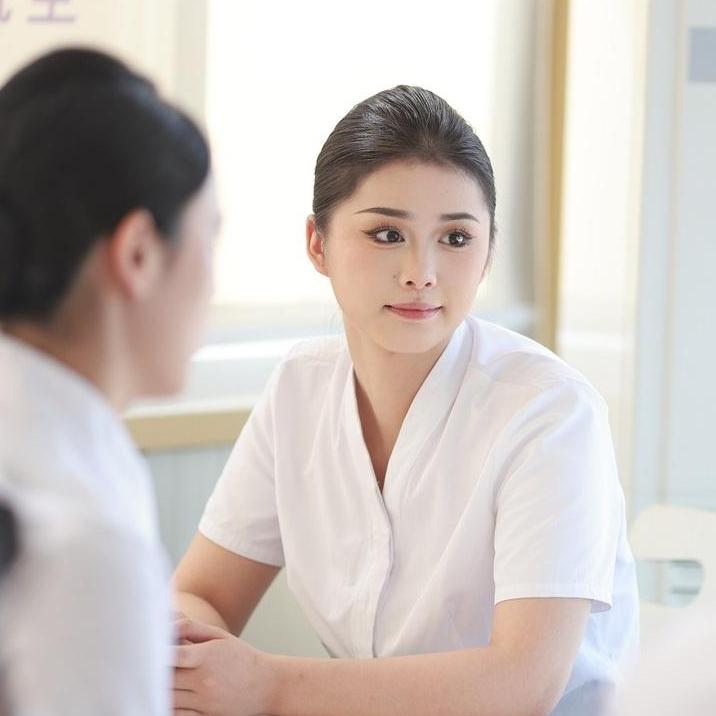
[354,207,411,218]
[354,207,479,223]
[440,212,479,222]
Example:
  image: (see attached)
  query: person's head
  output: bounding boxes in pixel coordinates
[0,47,219,404]
[306,85,496,357]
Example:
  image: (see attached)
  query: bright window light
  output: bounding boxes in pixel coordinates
[205,0,498,315]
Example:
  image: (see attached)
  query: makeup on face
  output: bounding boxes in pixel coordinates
[384,303,442,320]
[315,161,491,357]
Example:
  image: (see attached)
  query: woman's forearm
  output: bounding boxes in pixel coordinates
[265,647,558,716]
[174,590,229,630]
[172,598,586,715]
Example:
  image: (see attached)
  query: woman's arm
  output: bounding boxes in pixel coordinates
[173,596,591,716]
[173,531,280,634]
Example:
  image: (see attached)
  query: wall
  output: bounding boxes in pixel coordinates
[0,0,205,117]
[629,0,716,607]
[632,0,716,517]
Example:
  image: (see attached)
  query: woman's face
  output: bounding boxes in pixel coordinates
[308,160,492,357]
[135,173,221,396]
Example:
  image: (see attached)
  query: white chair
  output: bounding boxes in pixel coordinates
[629,504,716,643]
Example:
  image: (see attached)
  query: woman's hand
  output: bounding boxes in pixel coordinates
[172,618,276,716]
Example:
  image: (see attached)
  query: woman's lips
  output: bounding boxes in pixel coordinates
[385,303,442,320]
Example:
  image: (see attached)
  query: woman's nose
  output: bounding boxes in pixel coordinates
[398,247,436,289]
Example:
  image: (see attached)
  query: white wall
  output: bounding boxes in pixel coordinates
[0,0,204,116]
[557,0,716,609]
[632,0,716,517]
[558,0,716,525]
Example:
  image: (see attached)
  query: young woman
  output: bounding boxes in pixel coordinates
[0,48,220,714]
[173,85,639,716]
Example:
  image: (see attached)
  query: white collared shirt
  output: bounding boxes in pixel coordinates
[0,333,171,716]
[200,316,639,712]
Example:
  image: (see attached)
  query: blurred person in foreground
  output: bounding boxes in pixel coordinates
[0,47,219,715]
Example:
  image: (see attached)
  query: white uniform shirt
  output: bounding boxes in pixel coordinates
[200,316,639,713]
[0,334,171,716]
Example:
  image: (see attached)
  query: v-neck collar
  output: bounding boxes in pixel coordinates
[341,320,473,505]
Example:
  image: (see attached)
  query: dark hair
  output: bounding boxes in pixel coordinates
[313,85,496,248]
[0,47,211,321]
[0,503,17,578]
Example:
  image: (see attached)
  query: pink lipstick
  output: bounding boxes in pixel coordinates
[385,303,442,320]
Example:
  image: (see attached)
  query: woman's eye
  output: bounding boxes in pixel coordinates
[440,231,472,248]
[373,228,403,244]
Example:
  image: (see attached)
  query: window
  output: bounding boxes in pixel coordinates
[134,0,547,412]
[203,0,532,345]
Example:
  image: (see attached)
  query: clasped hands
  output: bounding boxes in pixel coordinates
[172,613,277,716]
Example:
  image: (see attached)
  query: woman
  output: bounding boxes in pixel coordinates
[173,85,638,716]
[0,47,219,714]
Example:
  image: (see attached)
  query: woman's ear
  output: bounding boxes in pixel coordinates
[306,215,329,276]
[105,209,165,301]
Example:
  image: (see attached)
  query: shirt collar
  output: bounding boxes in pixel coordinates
[0,331,157,540]
[0,331,120,438]
[341,319,474,498]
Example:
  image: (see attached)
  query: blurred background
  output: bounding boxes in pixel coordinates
[2,0,715,655]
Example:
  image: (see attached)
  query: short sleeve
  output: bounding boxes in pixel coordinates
[198,367,284,567]
[492,381,623,612]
